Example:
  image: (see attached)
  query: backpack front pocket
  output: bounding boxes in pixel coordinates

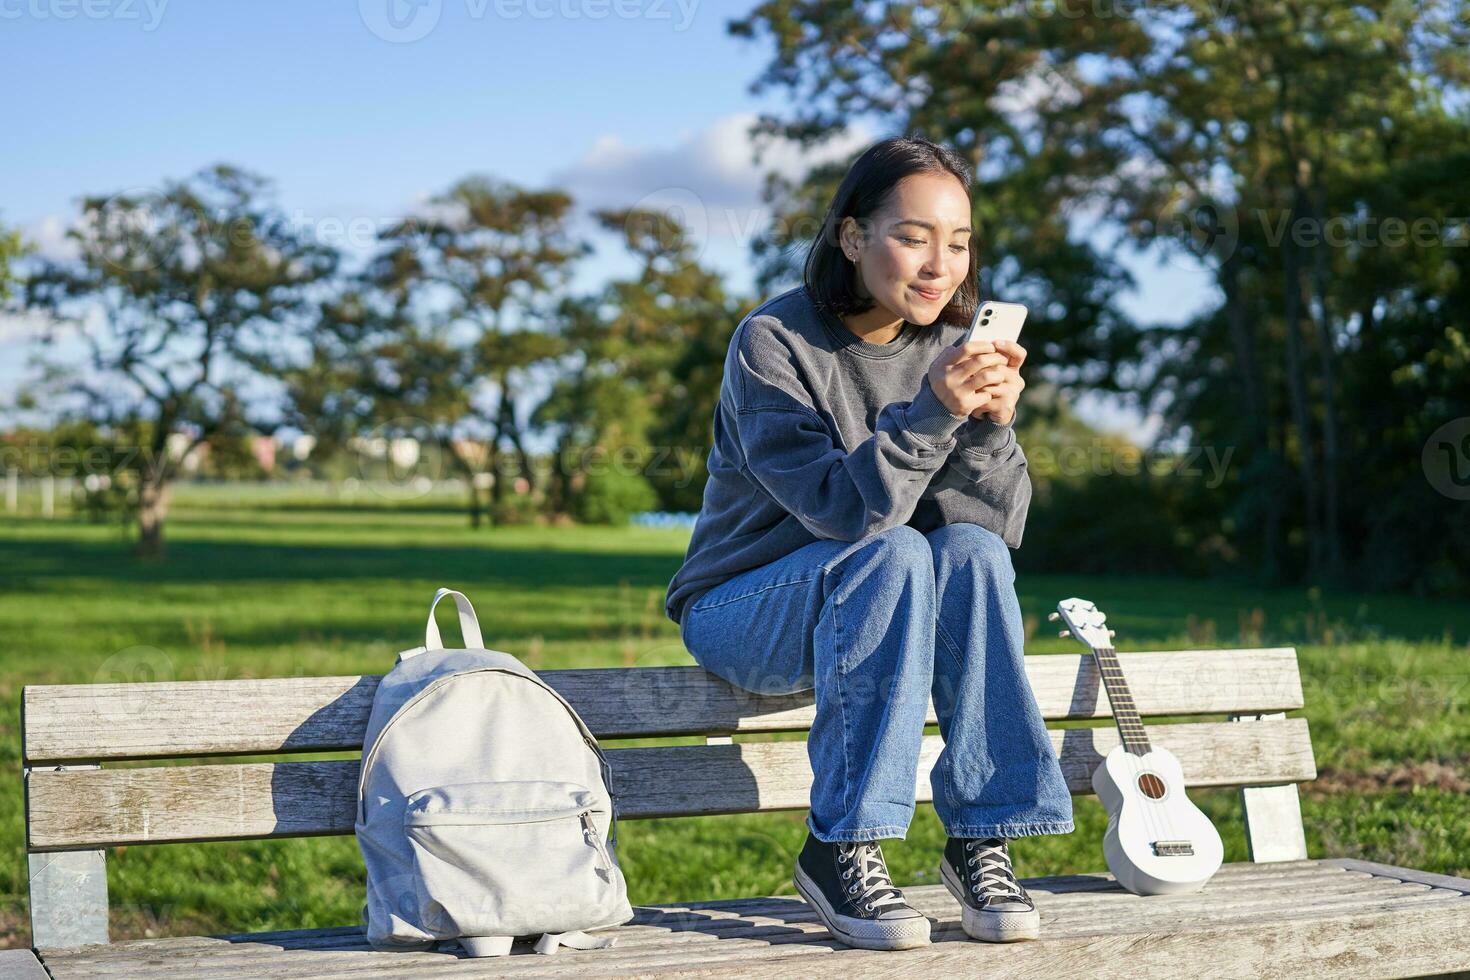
[403,779,622,939]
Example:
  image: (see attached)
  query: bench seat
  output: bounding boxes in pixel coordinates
[30,858,1470,978]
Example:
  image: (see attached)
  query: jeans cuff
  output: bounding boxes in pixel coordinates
[808,823,912,843]
[808,806,914,842]
[943,820,1076,839]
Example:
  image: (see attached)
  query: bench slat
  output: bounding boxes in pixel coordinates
[26,718,1315,851]
[23,863,1368,953]
[36,864,1400,963]
[36,875,1428,967]
[26,865,1383,953]
[40,901,1470,979]
[38,871,1428,970]
[32,864,1470,978]
[22,649,1305,763]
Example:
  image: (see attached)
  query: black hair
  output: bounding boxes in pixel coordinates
[804,135,979,330]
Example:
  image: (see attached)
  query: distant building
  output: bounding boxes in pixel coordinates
[251,435,278,473]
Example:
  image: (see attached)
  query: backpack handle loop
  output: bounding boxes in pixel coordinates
[425,588,485,650]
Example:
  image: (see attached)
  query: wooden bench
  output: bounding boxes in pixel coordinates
[18,644,1470,978]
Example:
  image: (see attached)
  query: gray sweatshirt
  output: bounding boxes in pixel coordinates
[664,284,1031,628]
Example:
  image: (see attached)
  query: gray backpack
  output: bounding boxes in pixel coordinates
[356,588,634,957]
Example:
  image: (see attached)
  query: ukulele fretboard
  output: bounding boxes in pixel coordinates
[1093,646,1152,755]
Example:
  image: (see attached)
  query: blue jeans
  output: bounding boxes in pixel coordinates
[680,522,1075,843]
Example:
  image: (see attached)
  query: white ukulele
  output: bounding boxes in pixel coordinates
[1052,597,1223,895]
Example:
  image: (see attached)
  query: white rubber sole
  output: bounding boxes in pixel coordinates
[940,859,1040,942]
[792,862,931,951]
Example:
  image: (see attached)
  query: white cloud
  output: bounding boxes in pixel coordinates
[550,112,875,265]
[24,214,78,263]
[554,112,874,211]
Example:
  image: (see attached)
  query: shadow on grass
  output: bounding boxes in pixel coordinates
[2,535,678,592]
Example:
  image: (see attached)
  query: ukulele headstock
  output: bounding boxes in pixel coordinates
[1051,596,1116,652]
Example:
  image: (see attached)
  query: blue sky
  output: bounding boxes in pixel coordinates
[1,0,1213,442]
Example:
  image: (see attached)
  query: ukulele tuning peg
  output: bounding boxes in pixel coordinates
[1058,629,1072,639]
[1047,611,1060,622]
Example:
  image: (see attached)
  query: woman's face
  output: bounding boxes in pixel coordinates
[841,171,972,326]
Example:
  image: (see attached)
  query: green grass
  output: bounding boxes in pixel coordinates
[1,489,1467,946]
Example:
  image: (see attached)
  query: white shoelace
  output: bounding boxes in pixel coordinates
[966,839,1028,902]
[837,841,908,914]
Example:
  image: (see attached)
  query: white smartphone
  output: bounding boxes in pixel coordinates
[966,300,1027,344]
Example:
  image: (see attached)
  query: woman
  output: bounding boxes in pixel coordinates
[663,136,1074,951]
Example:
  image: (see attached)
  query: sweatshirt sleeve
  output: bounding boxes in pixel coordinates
[731,321,970,541]
[906,406,1032,547]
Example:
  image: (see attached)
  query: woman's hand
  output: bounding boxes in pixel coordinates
[972,339,1026,426]
[927,340,1014,420]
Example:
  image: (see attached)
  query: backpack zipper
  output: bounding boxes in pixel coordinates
[580,810,614,874]
[581,734,620,851]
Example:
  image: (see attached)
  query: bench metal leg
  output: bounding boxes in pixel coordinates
[1228,713,1310,862]
[26,766,109,948]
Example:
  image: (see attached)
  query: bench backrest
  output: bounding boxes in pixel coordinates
[21,647,1315,945]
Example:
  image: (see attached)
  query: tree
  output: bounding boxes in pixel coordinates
[351,176,585,526]
[272,289,384,468]
[728,0,1470,594]
[21,165,337,556]
[533,207,746,515]
[0,218,27,301]
[1102,0,1470,588]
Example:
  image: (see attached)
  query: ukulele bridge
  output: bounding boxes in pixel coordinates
[1152,840,1195,857]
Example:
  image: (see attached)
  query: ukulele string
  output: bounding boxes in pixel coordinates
[1104,642,1163,851]
[1077,608,1169,863]
[1126,719,1163,853]
[1130,669,1178,845]
[1113,646,1167,852]
[1125,746,1152,851]
[1083,607,1190,863]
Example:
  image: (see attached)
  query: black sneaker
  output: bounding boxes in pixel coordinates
[792,830,931,950]
[939,836,1040,942]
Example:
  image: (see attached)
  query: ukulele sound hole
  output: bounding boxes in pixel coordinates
[1136,772,1167,799]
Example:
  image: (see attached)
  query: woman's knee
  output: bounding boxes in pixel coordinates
[845,523,933,577]
[821,524,936,607]
[928,522,1014,575]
